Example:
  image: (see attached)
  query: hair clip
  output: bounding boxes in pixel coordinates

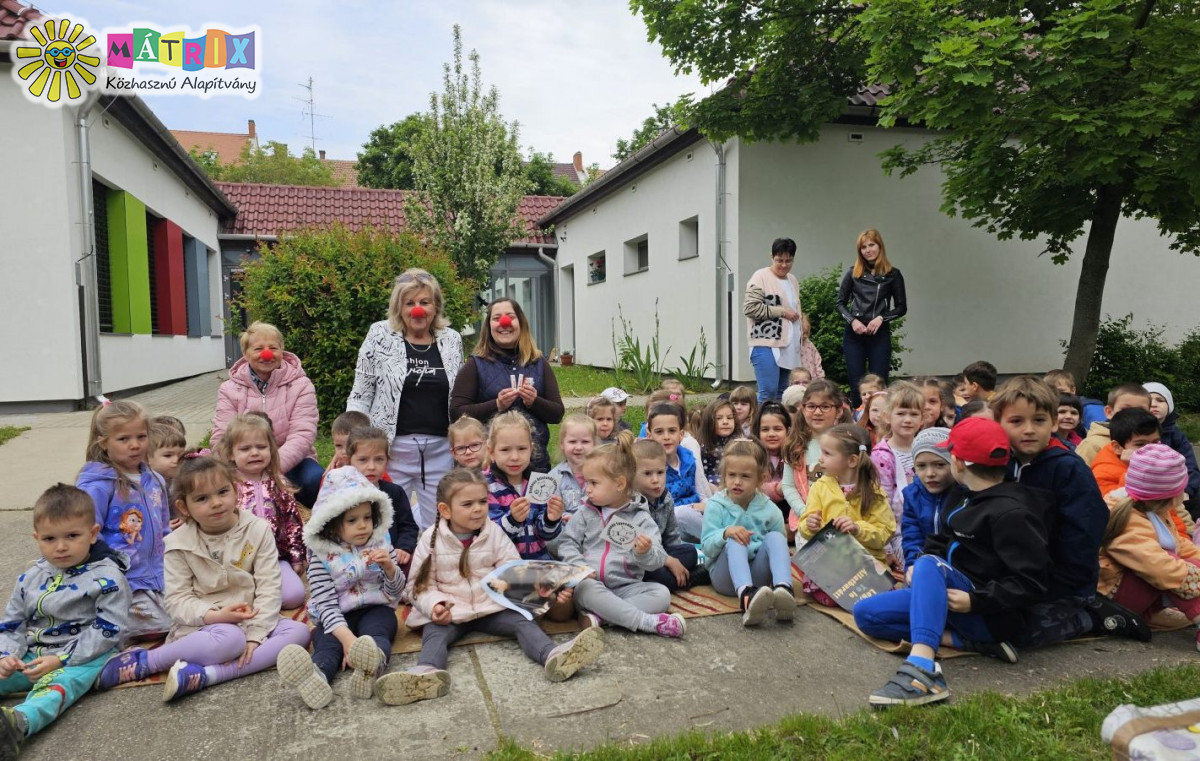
[184,448,212,460]
[668,393,681,402]
[858,444,868,452]
[96,394,111,407]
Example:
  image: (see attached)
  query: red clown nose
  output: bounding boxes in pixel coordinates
[410,305,427,319]
[498,315,513,329]
[259,349,275,361]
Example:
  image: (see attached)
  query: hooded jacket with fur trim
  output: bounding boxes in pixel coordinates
[303,467,403,633]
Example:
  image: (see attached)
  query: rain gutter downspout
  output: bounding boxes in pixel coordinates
[76,92,103,400]
[710,140,728,387]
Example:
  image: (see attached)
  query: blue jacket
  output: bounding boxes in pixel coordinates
[1160,412,1200,514]
[1080,397,1106,430]
[666,446,702,506]
[1007,438,1106,599]
[900,480,961,567]
[76,461,170,593]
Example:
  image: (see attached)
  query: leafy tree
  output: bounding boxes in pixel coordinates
[524,150,581,196]
[190,141,337,186]
[613,101,679,163]
[357,113,429,190]
[406,26,527,285]
[634,1,1200,387]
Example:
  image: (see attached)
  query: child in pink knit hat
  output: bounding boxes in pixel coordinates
[1097,444,1200,649]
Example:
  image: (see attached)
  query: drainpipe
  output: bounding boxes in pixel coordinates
[534,245,558,355]
[76,92,103,400]
[710,140,727,388]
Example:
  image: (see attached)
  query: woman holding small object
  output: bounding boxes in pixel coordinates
[450,298,564,472]
[347,269,464,531]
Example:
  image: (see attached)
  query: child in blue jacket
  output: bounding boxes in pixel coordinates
[900,427,961,567]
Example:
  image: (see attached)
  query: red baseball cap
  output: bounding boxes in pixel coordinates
[940,417,1011,467]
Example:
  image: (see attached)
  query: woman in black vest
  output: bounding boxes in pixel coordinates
[838,229,907,407]
[450,298,565,471]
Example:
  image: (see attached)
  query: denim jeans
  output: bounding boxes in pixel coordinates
[843,324,891,406]
[286,457,325,509]
[750,346,790,404]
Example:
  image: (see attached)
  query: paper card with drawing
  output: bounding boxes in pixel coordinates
[526,472,558,503]
[602,517,639,551]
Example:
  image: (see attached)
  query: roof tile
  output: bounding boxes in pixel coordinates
[0,0,45,41]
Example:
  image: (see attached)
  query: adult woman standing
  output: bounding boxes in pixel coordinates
[838,229,907,407]
[744,238,803,403]
[347,269,464,530]
[450,298,564,472]
[212,321,322,508]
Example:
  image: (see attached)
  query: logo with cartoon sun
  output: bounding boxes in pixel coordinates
[11,17,100,106]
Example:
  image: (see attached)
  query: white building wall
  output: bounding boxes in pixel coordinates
[553,140,728,375]
[735,124,1200,379]
[0,73,86,402]
[99,333,225,392]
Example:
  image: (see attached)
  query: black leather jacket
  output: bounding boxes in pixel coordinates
[837,266,907,326]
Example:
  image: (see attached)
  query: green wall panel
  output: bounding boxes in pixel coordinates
[104,189,152,334]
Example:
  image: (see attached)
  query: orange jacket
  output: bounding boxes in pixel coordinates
[1090,444,1127,498]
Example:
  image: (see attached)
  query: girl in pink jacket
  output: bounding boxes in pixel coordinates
[373,469,603,706]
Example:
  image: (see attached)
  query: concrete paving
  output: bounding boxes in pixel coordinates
[1,374,1197,759]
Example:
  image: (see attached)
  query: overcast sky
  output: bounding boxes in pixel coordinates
[63,0,709,170]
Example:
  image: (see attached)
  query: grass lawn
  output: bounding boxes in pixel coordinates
[0,426,29,447]
[487,664,1200,761]
[553,363,717,397]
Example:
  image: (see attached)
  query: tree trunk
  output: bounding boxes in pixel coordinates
[1063,186,1124,389]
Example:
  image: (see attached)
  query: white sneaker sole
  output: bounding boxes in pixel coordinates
[773,587,797,622]
[742,587,774,627]
[545,627,605,683]
[376,669,452,706]
[346,635,386,700]
[277,644,332,709]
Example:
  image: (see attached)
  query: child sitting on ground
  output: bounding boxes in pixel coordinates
[1143,382,1200,514]
[1098,445,1200,651]
[1076,383,1152,465]
[586,396,619,445]
[698,398,739,487]
[375,468,604,705]
[755,402,793,523]
[0,485,133,753]
[900,427,959,569]
[633,439,702,592]
[918,377,957,430]
[277,466,406,709]
[97,454,311,700]
[559,434,686,639]
[960,361,998,403]
[325,410,371,475]
[852,374,885,422]
[788,368,813,390]
[782,380,846,536]
[1055,393,1084,449]
[345,427,419,565]
[854,417,1053,707]
[76,399,172,639]
[1090,408,1161,499]
[447,415,487,471]
[861,390,890,447]
[729,385,759,438]
[548,414,596,523]
[872,382,924,569]
[148,421,187,530]
[702,440,796,626]
[219,414,308,610]
[799,424,895,606]
[485,412,566,560]
[600,387,632,432]
[646,401,709,543]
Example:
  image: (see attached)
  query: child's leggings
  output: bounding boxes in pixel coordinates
[853,555,993,651]
[644,543,700,592]
[418,609,554,670]
[0,652,108,735]
[278,560,307,610]
[311,604,398,682]
[1111,560,1200,621]
[146,619,310,685]
[674,504,704,544]
[573,578,670,632]
[709,533,793,597]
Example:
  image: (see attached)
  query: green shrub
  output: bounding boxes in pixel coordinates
[234,225,476,428]
[798,265,906,387]
[1078,315,1200,412]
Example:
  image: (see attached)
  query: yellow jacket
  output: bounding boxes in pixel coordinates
[799,475,895,562]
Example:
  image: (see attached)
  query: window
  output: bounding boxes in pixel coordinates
[92,179,113,332]
[624,235,648,275]
[587,251,606,285]
[146,210,160,334]
[679,215,699,260]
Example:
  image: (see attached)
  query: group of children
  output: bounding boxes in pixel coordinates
[1,361,1197,753]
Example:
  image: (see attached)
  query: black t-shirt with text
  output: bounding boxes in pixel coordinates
[395,341,449,437]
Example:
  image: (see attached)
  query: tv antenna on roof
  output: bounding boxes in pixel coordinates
[294,77,330,154]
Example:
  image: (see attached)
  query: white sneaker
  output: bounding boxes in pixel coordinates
[277,644,332,709]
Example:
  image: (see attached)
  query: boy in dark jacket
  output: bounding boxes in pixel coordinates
[854,417,1052,706]
[993,376,1149,648]
[1144,382,1200,517]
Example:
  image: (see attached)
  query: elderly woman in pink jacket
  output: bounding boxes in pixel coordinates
[211,321,322,507]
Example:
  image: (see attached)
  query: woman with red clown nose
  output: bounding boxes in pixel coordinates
[347,268,464,530]
[451,298,564,472]
[211,321,323,507]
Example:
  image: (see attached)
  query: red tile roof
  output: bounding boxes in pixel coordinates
[170,129,254,166]
[321,159,360,188]
[0,0,43,40]
[216,182,562,245]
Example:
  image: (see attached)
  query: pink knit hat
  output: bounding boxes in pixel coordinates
[1125,444,1188,501]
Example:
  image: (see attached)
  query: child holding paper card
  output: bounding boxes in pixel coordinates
[485,413,565,561]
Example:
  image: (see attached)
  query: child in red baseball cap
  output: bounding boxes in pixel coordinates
[853,417,1054,707]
